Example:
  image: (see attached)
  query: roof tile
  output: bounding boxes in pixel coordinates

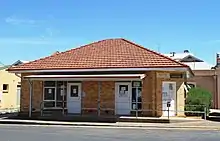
[8,38,188,71]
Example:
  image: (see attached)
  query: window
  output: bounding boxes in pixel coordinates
[70,85,79,97]
[131,81,142,110]
[43,81,67,108]
[119,85,129,97]
[3,84,9,93]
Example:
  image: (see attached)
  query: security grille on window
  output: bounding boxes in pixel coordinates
[43,81,67,108]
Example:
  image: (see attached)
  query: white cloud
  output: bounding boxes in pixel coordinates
[45,27,60,37]
[5,16,38,25]
[0,37,86,46]
[0,38,52,45]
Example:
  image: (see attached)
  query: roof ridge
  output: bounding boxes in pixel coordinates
[121,38,189,68]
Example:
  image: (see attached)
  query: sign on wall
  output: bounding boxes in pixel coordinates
[157,73,170,79]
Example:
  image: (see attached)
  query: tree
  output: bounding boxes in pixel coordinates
[185,87,212,115]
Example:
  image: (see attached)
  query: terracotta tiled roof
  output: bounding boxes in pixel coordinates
[8,38,188,71]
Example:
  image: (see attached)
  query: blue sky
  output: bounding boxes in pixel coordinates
[0,0,220,65]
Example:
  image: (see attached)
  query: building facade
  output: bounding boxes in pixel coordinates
[8,39,192,117]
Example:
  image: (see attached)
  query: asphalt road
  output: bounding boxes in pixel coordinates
[0,125,220,141]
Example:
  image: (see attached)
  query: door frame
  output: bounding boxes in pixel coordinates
[162,81,177,116]
[115,82,132,115]
[67,83,82,114]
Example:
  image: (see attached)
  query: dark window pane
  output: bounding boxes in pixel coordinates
[119,85,128,97]
[44,81,56,87]
[70,85,79,97]
[56,101,63,108]
[44,101,55,108]
[3,84,9,91]
[137,88,142,102]
[137,103,142,109]
[119,85,128,91]
[131,87,142,110]
[56,87,66,101]
[132,88,136,102]
[44,88,55,100]
[56,88,63,101]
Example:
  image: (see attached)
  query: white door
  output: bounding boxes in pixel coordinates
[67,83,81,114]
[115,82,131,115]
[162,82,176,116]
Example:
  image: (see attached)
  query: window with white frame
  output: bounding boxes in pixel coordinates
[43,81,67,108]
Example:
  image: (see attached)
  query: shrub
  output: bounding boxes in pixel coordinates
[185,87,212,115]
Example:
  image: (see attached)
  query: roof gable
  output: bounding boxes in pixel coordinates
[165,52,204,62]
[8,38,188,71]
[180,55,203,62]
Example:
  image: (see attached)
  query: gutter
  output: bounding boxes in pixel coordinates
[15,73,21,78]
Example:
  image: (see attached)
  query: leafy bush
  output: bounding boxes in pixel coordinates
[185,87,212,115]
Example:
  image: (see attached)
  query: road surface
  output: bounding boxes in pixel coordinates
[0,124,219,141]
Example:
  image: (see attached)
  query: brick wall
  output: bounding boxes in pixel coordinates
[100,81,115,115]
[82,81,98,115]
[20,74,29,112]
[20,72,185,117]
[20,73,43,113]
[155,72,185,117]
[141,71,185,117]
[142,71,155,116]
[81,81,115,115]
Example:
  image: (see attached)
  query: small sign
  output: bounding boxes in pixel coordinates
[121,87,126,91]
[132,81,141,87]
[73,88,77,94]
[61,90,64,96]
[170,73,183,78]
[157,73,170,78]
[48,89,52,94]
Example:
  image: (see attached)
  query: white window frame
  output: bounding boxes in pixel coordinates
[43,81,58,108]
[131,81,142,111]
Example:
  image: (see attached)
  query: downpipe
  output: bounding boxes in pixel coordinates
[28,79,33,118]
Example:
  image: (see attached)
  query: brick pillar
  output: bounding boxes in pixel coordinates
[82,81,98,115]
[100,81,115,115]
[156,78,163,117]
[142,71,154,116]
[176,82,185,117]
[33,81,43,111]
[20,77,29,112]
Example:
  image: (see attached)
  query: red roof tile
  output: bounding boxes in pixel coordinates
[8,38,189,71]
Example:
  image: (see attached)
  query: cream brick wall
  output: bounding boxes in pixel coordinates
[155,71,186,117]
[0,69,20,110]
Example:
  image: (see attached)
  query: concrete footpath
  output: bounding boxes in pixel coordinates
[0,118,219,130]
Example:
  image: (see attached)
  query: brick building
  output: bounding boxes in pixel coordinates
[165,51,220,109]
[8,38,192,118]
